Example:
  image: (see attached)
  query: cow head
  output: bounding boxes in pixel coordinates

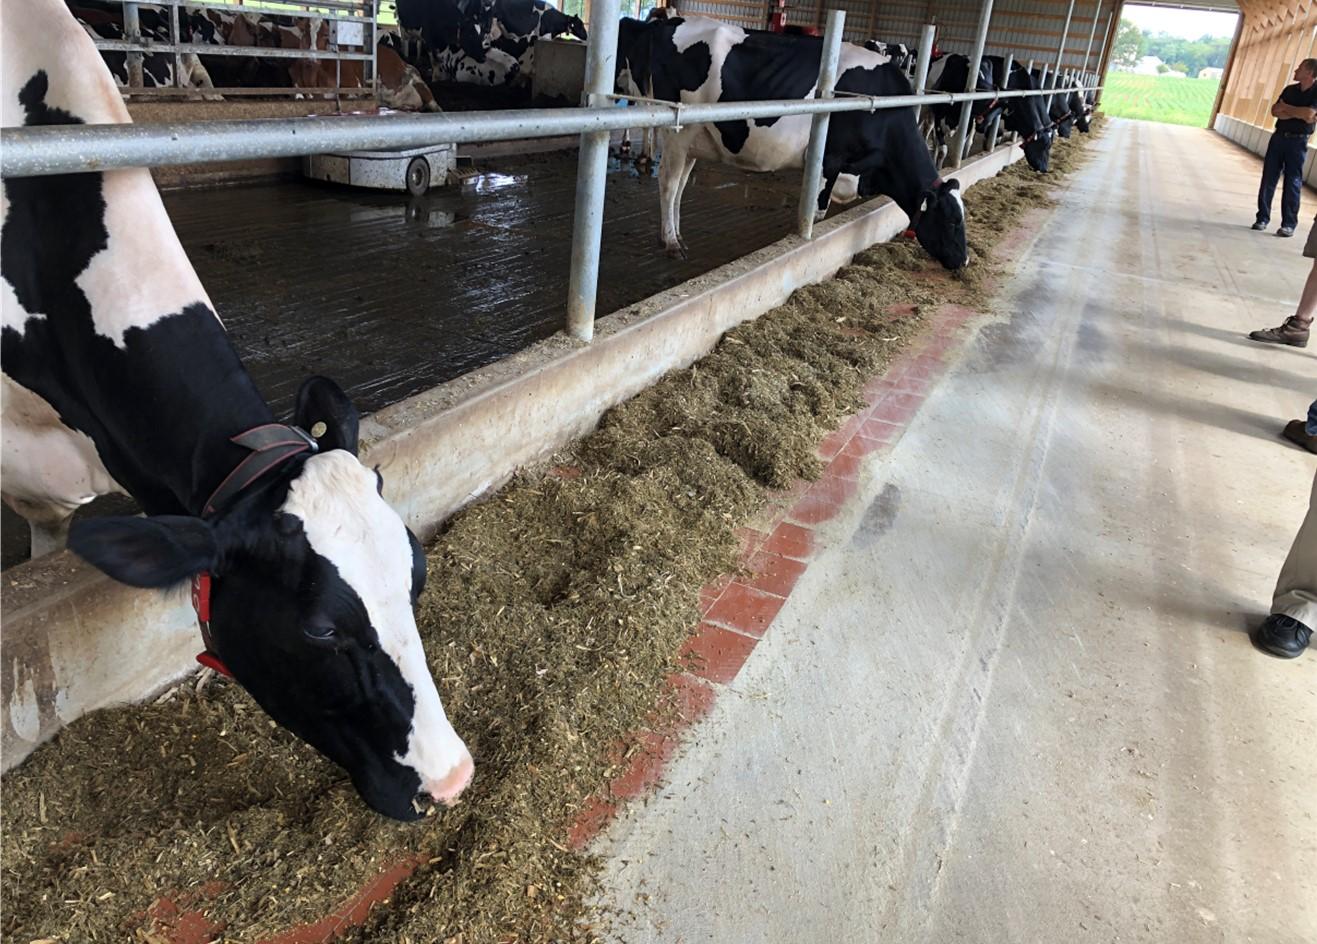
[68,377,473,822]
[540,8,586,41]
[1070,90,1090,133]
[1004,68,1054,173]
[1022,128,1054,172]
[911,178,968,271]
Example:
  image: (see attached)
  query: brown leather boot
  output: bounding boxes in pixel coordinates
[1249,317,1310,348]
[1282,419,1317,454]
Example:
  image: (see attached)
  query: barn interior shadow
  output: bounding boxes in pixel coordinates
[1089,379,1296,448]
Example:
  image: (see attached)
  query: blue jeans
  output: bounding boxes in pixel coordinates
[1257,133,1309,229]
[1308,400,1317,436]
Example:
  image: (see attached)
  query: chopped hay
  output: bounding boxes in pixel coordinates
[1,128,1100,944]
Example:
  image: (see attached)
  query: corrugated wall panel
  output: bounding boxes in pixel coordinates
[863,0,1116,74]
[644,0,1122,80]
[679,0,769,30]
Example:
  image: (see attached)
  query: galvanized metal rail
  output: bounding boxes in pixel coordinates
[0,86,1091,178]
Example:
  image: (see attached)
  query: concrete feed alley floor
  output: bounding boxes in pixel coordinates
[595,120,1317,944]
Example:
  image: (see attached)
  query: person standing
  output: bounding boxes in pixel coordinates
[1252,58,1317,239]
[1249,216,1317,348]
[1253,453,1317,658]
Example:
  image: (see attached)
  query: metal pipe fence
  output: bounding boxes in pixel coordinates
[797,10,846,240]
[3,11,1100,347]
[1,86,1087,178]
[564,0,621,341]
[81,0,377,99]
[950,0,995,170]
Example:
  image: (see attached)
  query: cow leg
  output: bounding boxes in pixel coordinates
[669,154,697,257]
[635,126,658,173]
[657,133,694,257]
[4,495,75,559]
[816,156,844,220]
[183,54,223,102]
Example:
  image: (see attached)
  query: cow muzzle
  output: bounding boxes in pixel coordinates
[420,751,475,807]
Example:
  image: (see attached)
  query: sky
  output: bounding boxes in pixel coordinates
[1122,4,1239,39]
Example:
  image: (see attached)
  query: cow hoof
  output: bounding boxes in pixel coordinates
[664,244,688,260]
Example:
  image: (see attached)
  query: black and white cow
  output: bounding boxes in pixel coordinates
[2,0,473,821]
[488,0,586,79]
[1036,72,1091,137]
[70,2,219,97]
[430,0,584,86]
[998,60,1056,171]
[921,52,1000,166]
[863,40,914,75]
[615,16,968,270]
[929,54,1054,173]
[434,43,521,85]
[396,0,490,61]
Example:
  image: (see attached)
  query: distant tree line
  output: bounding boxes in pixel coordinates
[1111,19,1234,76]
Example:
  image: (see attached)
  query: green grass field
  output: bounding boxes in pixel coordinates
[1100,73,1220,127]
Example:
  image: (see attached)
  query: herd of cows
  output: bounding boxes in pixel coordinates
[613,14,1093,266]
[2,0,1094,819]
[66,0,588,105]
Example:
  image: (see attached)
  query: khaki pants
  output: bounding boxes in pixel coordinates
[1273,469,1317,629]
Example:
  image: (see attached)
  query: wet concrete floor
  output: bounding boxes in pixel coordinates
[3,152,806,567]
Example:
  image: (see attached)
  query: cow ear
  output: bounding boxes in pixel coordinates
[68,516,218,589]
[943,178,961,191]
[295,375,359,455]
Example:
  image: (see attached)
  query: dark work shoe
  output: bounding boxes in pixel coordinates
[1249,317,1310,348]
[1252,220,1269,231]
[1282,419,1317,454]
[1251,614,1312,658]
[1278,226,1296,237]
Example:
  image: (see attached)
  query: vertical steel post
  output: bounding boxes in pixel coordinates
[913,24,937,95]
[797,10,846,240]
[370,0,379,99]
[124,2,144,89]
[1094,11,1114,106]
[950,0,994,169]
[564,0,620,342]
[1049,0,1076,113]
[986,52,1012,151]
[1081,0,1102,74]
[912,23,937,136]
[170,1,182,91]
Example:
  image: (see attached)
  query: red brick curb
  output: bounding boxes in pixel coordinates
[563,301,978,850]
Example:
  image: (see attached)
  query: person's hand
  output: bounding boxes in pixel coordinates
[1307,106,1317,123]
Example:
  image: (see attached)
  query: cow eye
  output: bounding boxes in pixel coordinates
[305,622,337,642]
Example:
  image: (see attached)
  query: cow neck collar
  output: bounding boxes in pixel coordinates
[202,423,318,517]
[190,422,319,679]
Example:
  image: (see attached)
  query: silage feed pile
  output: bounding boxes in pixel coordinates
[0,127,1100,944]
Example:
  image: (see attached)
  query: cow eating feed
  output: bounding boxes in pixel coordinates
[1,0,473,822]
[615,16,968,270]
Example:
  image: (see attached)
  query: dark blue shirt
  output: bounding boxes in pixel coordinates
[1275,82,1317,135]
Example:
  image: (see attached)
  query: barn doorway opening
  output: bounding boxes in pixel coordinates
[1105,3,1240,127]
